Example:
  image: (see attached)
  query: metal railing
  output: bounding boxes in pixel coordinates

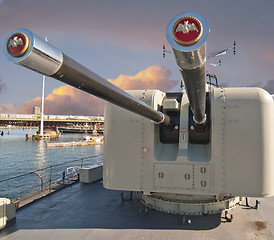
[0,154,103,206]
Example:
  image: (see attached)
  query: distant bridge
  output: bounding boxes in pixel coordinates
[0,114,104,130]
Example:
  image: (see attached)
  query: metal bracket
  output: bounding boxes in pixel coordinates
[244,197,260,209]
[221,210,233,223]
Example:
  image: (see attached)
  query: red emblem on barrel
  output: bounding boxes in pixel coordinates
[6,33,30,58]
[172,16,203,46]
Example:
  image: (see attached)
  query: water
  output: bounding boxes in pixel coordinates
[0,128,103,200]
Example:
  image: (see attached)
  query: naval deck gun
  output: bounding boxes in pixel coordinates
[5,12,274,216]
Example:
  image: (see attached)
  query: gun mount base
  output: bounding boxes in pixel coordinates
[137,192,242,216]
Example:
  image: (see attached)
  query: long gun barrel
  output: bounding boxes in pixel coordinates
[166,12,209,124]
[5,29,170,126]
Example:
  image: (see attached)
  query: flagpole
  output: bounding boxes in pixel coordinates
[40,36,48,137]
[40,74,45,137]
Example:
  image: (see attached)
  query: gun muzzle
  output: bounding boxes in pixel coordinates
[166,12,209,124]
[5,29,170,126]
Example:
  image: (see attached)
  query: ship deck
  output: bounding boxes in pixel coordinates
[1,181,274,239]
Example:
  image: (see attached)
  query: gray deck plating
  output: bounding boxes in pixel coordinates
[0,181,273,239]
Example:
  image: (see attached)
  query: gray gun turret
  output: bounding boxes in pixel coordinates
[5,12,274,216]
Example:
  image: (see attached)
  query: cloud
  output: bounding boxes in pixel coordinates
[19,86,104,116]
[0,0,167,49]
[0,78,6,94]
[19,65,178,115]
[0,103,18,113]
[2,0,274,51]
[108,65,177,91]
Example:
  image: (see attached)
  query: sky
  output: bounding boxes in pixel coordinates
[1,0,274,116]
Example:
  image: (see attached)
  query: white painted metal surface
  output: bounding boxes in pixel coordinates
[0,198,15,230]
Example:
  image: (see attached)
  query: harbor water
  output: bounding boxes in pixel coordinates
[0,128,103,200]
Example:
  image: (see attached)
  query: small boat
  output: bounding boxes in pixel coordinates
[83,135,92,141]
[59,124,93,133]
[83,125,103,142]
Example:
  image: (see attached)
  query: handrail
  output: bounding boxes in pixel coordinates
[0,155,102,183]
[0,154,103,202]
[30,172,44,192]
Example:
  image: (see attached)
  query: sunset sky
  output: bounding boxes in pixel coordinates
[1,0,274,115]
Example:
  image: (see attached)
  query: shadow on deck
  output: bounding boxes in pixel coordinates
[0,181,221,237]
